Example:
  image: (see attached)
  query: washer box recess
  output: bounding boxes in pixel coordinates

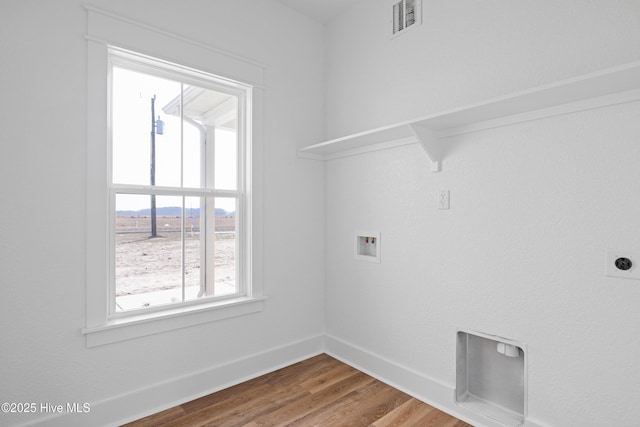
[456,330,527,426]
[354,232,381,263]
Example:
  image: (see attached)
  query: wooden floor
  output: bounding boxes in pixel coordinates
[123,354,471,427]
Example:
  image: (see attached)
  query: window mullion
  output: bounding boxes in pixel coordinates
[110,184,239,199]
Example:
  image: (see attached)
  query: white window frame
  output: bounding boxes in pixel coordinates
[108,48,250,316]
[82,7,265,347]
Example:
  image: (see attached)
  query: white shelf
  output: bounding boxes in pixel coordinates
[298,61,640,171]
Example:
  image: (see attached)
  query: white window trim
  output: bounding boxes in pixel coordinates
[106,47,250,316]
[83,7,265,347]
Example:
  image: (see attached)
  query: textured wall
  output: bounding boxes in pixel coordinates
[324,0,640,138]
[323,1,640,426]
[0,1,325,425]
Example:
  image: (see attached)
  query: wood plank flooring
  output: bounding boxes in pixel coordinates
[123,354,472,427]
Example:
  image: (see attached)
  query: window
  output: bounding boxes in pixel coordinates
[83,7,265,347]
[109,48,248,315]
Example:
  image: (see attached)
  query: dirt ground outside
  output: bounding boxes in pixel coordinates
[115,215,235,311]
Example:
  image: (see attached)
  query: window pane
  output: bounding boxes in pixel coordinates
[112,67,182,187]
[214,128,238,190]
[197,197,238,300]
[114,193,183,311]
[183,196,203,300]
[214,197,238,296]
[182,121,203,188]
[113,70,240,191]
[176,85,238,190]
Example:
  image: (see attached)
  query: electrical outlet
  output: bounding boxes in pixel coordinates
[438,190,450,210]
[605,249,640,280]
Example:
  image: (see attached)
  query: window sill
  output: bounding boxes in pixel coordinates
[81,296,266,348]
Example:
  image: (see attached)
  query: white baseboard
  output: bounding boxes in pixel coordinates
[324,334,548,427]
[19,333,550,427]
[19,334,324,427]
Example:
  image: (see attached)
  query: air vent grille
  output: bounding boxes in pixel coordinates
[392,0,420,36]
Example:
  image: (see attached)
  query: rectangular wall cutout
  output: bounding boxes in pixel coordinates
[354,232,381,263]
[456,330,526,426]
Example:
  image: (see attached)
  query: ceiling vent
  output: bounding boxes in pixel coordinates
[392,0,421,37]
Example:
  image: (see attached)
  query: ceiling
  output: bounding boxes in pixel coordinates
[275,0,361,24]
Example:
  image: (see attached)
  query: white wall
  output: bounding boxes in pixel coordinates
[325,0,640,138]
[4,1,640,426]
[323,1,640,426]
[0,1,325,426]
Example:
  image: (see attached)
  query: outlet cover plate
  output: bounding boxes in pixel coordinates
[438,190,450,210]
[605,249,640,280]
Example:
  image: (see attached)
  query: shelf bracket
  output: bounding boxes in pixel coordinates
[409,124,441,172]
